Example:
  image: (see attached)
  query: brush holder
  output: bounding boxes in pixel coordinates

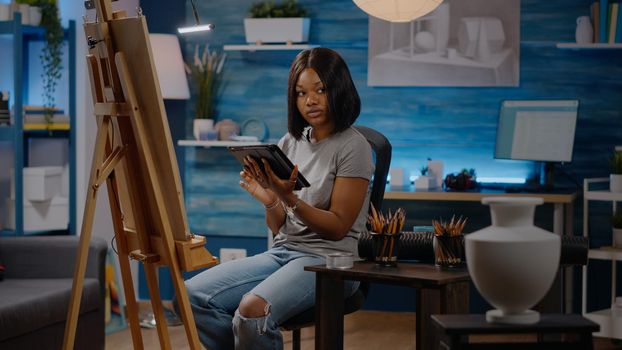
[433,235,465,268]
[371,232,401,267]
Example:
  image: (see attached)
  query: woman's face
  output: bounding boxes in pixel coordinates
[295,68,332,131]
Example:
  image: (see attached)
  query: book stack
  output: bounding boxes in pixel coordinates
[23,105,70,130]
[0,91,9,126]
[591,0,622,43]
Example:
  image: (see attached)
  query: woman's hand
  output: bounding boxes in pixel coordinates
[239,167,276,206]
[262,159,298,199]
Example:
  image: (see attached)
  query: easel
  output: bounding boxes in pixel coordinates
[62,1,218,349]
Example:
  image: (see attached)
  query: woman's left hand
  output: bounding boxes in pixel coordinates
[262,159,298,198]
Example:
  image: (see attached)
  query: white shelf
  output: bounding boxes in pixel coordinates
[584,308,622,339]
[556,43,622,49]
[177,140,263,147]
[588,247,622,261]
[224,44,319,51]
[585,190,622,201]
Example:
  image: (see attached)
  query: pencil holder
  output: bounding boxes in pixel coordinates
[433,235,465,268]
[372,232,401,267]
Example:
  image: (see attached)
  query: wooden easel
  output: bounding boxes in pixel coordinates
[62,1,218,349]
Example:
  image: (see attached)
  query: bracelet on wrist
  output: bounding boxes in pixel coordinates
[282,197,301,217]
[264,199,280,211]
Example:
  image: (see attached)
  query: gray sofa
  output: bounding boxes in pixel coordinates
[0,236,107,350]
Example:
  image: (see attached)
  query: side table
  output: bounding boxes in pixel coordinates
[431,314,600,350]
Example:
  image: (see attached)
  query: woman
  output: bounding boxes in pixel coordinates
[184,47,373,350]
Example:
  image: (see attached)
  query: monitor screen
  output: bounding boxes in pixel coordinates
[495,100,579,163]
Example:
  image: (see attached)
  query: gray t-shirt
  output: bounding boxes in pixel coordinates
[272,126,374,257]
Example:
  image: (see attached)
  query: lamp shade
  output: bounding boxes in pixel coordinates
[353,0,443,23]
[149,34,190,100]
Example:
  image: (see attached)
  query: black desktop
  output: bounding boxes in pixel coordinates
[494,99,579,192]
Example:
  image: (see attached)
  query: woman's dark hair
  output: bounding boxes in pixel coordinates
[287,48,361,139]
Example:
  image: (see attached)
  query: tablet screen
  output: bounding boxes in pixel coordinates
[228,144,310,190]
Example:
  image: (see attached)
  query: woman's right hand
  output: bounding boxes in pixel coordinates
[239,169,277,206]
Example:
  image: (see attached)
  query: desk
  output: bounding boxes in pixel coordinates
[431,313,599,349]
[385,187,578,236]
[384,187,579,313]
[305,262,470,350]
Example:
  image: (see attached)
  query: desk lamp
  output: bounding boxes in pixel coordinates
[353,0,443,22]
[178,0,215,34]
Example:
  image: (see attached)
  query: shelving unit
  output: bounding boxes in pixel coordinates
[556,43,622,49]
[582,177,622,339]
[0,13,76,236]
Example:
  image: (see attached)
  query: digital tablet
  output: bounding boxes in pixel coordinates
[228,144,310,190]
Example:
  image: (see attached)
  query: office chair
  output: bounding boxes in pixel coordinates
[280,125,392,350]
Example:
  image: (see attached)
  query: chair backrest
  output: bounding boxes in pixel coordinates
[353,125,392,213]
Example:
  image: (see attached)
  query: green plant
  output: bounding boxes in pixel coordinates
[17,0,64,128]
[613,210,622,229]
[611,151,622,175]
[420,166,428,176]
[185,45,227,119]
[249,0,307,18]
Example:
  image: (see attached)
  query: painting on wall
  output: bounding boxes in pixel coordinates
[367,0,520,87]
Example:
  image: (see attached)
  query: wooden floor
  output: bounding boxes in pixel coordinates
[106,309,622,350]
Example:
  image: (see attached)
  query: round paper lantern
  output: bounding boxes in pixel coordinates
[353,0,444,23]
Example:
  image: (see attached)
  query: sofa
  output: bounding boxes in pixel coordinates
[0,236,107,350]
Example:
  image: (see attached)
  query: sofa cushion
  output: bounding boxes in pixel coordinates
[0,278,100,341]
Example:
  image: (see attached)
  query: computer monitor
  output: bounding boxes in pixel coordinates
[495,100,579,189]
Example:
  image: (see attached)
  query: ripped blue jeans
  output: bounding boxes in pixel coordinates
[183,245,359,350]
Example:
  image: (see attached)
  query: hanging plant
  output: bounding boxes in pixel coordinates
[17,0,64,128]
[39,0,64,128]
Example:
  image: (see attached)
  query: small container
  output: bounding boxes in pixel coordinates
[433,235,465,268]
[371,232,401,267]
[326,252,353,269]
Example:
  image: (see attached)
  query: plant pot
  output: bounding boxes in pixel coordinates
[193,119,214,141]
[613,228,622,248]
[465,197,560,325]
[244,18,310,44]
[29,6,41,26]
[611,174,622,192]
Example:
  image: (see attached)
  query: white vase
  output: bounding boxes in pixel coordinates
[575,16,593,44]
[611,174,622,192]
[193,119,214,140]
[465,197,560,324]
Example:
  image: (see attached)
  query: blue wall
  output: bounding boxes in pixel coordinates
[144,0,622,312]
[181,0,622,240]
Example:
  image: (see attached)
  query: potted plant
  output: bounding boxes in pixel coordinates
[610,149,622,192]
[612,209,622,248]
[244,0,310,44]
[185,44,226,140]
[17,0,63,130]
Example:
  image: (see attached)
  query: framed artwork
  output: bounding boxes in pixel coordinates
[367,0,520,87]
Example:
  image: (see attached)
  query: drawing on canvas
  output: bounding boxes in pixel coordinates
[367,0,520,87]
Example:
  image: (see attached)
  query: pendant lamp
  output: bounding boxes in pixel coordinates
[353,0,444,22]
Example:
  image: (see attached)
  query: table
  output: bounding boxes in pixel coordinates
[385,186,578,236]
[305,262,470,350]
[431,314,599,349]
[384,186,578,313]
